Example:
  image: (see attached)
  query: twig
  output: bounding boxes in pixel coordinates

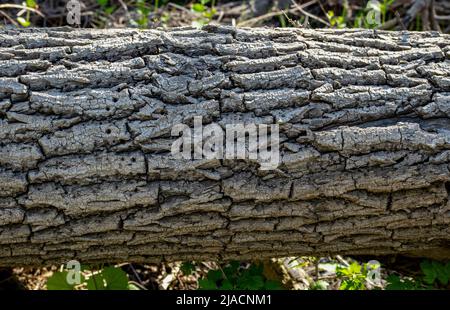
[168,2,195,16]
[379,17,398,30]
[430,0,442,31]
[117,0,131,22]
[238,0,318,27]
[290,0,330,26]
[314,258,319,282]
[238,9,292,27]
[128,281,148,290]
[435,14,450,20]
[422,0,431,30]
[403,0,429,28]
[336,255,350,267]
[128,263,144,286]
[0,9,19,26]
[396,11,407,30]
[0,4,45,18]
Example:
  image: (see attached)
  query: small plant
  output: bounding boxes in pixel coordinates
[309,280,329,290]
[385,274,421,290]
[354,0,394,29]
[198,261,283,290]
[47,264,133,290]
[379,0,395,24]
[180,261,196,276]
[134,0,151,28]
[326,10,346,29]
[336,261,380,290]
[386,260,450,290]
[16,0,38,27]
[97,0,117,16]
[420,260,450,287]
[191,0,216,28]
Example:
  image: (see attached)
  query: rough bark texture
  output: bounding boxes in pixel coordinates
[0,25,450,266]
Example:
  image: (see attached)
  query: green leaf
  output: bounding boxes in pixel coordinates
[264,280,283,290]
[203,8,217,19]
[192,3,206,13]
[47,271,76,290]
[430,261,449,286]
[237,274,265,290]
[86,273,106,290]
[445,262,450,277]
[229,261,240,270]
[248,275,265,290]
[26,0,37,8]
[97,0,109,6]
[220,280,234,290]
[17,17,31,28]
[207,269,223,283]
[104,6,117,15]
[180,262,195,276]
[223,266,236,279]
[128,283,141,290]
[223,261,239,278]
[198,279,217,290]
[248,263,264,276]
[421,261,437,285]
[339,279,364,290]
[101,267,129,290]
[386,275,419,290]
[348,262,362,275]
[80,264,93,271]
[309,280,328,290]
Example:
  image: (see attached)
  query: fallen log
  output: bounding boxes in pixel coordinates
[0,25,449,265]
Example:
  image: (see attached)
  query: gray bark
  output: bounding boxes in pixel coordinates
[0,25,450,266]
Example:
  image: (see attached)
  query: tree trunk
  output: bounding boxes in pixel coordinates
[0,26,449,266]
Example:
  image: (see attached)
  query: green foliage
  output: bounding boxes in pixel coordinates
[335,261,381,290]
[353,0,394,29]
[385,275,420,290]
[191,0,216,28]
[46,271,79,290]
[97,0,117,16]
[198,261,283,290]
[379,0,395,24]
[386,260,450,290]
[180,261,196,276]
[16,0,38,27]
[16,17,31,27]
[420,260,450,286]
[277,14,287,28]
[135,0,151,28]
[86,267,129,290]
[97,0,109,7]
[326,10,346,29]
[309,280,329,290]
[46,265,133,290]
[26,0,36,8]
